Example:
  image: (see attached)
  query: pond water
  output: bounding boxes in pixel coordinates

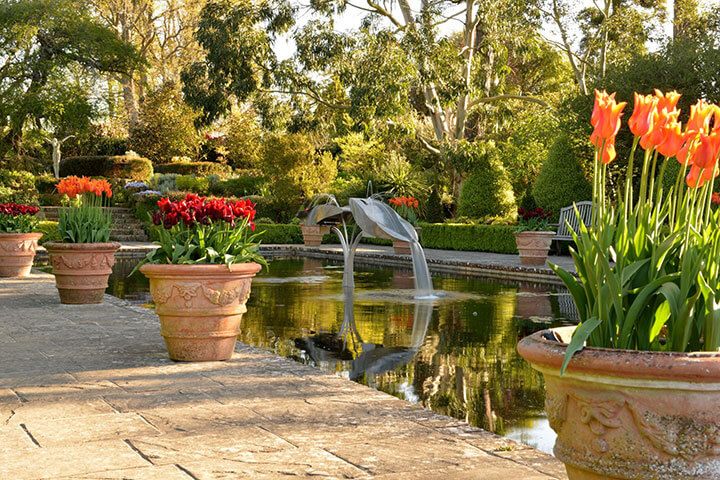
[107,256,576,455]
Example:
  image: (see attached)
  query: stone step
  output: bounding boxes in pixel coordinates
[110,234,149,242]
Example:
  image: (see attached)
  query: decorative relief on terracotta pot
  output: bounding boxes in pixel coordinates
[201,283,250,306]
[544,390,567,432]
[516,238,552,249]
[553,390,720,461]
[627,403,720,461]
[51,253,115,270]
[152,282,250,308]
[0,239,37,253]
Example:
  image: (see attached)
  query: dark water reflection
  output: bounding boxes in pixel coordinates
[108,256,576,454]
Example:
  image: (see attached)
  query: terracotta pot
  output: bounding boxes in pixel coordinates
[392,240,412,255]
[393,227,420,255]
[518,326,720,480]
[0,232,43,278]
[45,242,120,304]
[514,231,554,266]
[140,262,261,362]
[301,225,330,246]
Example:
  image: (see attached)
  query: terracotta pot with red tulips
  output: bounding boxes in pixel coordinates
[388,196,420,254]
[518,89,720,479]
[136,194,265,362]
[0,203,43,277]
[514,207,554,266]
[45,177,119,304]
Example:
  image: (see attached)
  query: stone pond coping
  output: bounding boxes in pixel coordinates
[34,242,574,285]
[0,273,567,479]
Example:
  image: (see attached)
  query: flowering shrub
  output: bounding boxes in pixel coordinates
[515,207,552,232]
[554,89,720,372]
[56,176,112,243]
[138,193,265,267]
[389,196,419,225]
[0,203,40,233]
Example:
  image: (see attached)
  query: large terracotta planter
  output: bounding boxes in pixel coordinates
[140,262,261,362]
[45,242,120,304]
[514,231,554,266]
[0,232,43,277]
[301,225,329,246]
[518,326,720,480]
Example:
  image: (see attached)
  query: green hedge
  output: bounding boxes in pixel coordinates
[154,161,231,176]
[419,223,517,254]
[60,155,153,180]
[210,173,266,197]
[255,224,303,244]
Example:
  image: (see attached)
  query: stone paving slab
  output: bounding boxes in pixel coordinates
[0,273,567,479]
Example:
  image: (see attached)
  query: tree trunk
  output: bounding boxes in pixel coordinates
[454,0,477,140]
[121,73,139,129]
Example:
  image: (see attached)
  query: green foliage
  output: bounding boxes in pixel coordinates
[0,207,39,233]
[250,195,301,224]
[58,195,112,243]
[175,175,211,194]
[151,174,179,193]
[457,145,516,219]
[222,109,264,168]
[335,132,384,176]
[0,170,39,204]
[0,0,140,155]
[374,152,429,198]
[261,133,337,205]
[35,173,58,194]
[60,155,153,180]
[419,223,517,254]
[210,174,266,197]
[497,106,559,202]
[37,220,61,245]
[255,224,303,244]
[532,134,592,222]
[154,161,232,176]
[328,176,367,205]
[129,84,201,163]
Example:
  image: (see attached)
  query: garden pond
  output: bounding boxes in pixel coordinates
[107,256,577,455]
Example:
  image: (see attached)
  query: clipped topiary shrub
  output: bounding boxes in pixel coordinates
[60,155,154,180]
[175,175,211,193]
[424,187,444,223]
[532,134,592,221]
[457,145,516,219]
[154,161,231,176]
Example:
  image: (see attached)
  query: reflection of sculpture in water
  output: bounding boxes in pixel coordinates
[304,195,433,297]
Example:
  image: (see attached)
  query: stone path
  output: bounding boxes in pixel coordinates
[0,273,567,479]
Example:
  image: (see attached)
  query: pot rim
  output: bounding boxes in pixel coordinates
[0,232,43,239]
[44,241,121,251]
[514,230,555,236]
[518,326,720,383]
[140,262,262,277]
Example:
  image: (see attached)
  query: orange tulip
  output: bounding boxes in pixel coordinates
[654,89,681,113]
[656,118,684,158]
[686,100,714,135]
[677,135,699,166]
[640,108,679,150]
[590,90,626,143]
[693,132,720,170]
[599,136,617,164]
[628,93,658,138]
[686,164,717,188]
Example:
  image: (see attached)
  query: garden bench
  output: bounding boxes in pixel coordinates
[553,201,593,242]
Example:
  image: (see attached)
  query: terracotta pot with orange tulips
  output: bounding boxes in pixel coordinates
[518,89,720,479]
[136,194,265,362]
[0,203,43,278]
[388,196,420,254]
[45,177,119,304]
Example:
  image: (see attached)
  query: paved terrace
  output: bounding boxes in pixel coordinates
[0,273,567,479]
